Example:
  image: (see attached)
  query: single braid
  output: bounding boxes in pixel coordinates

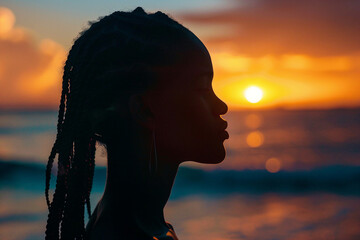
[45,140,72,239]
[85,137,96,218]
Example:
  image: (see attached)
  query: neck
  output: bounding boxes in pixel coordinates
[99,140,180,236]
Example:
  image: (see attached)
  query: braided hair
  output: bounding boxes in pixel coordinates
[45,7,195,239]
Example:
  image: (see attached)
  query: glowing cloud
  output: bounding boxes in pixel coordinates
[0,7,66,109]
[0,7,15,35]
[181,0,360,109]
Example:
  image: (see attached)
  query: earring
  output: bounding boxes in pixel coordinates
[149,127,158,176]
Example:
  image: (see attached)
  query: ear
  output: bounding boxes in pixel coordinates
[128,94,154,129]
[90,105,118,135]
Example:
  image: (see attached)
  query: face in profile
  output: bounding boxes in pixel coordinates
[147,38,229,165]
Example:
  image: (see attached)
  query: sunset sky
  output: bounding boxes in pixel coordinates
[1,0,360,110]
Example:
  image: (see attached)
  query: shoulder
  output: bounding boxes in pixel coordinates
[165,222,174,231]
[86,222,154,240]
[152,222,179,240]
[85,207,153,240]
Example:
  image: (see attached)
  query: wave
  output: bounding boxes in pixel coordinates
[1,160,359,196]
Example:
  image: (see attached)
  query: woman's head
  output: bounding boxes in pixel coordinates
[66,7,203,138]
[45,7,227,239]
[65,6,227,163]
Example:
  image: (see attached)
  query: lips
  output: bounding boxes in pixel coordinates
[218,121,229,139]
[221,130,229,139]
[220,121,228,131]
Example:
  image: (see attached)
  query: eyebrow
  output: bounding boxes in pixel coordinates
[206,73,214,81]
[205,71,213,77]
[196,72,213,80]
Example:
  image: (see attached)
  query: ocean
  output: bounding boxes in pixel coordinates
[0,109,359,239]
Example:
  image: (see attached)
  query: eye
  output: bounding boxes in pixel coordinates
[195,75,212,92]
[195,86,212,94]
[196,86,211,91]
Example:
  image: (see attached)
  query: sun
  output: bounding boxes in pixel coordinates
[244,86,263,103]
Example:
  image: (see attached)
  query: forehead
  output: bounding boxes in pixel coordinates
[180,34,213,77]
[149,29,214,90]
[156,46,214,89]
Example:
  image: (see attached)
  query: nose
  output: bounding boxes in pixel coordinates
[213,93,228,116]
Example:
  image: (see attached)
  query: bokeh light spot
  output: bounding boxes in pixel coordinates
[246,131,264,147]
[266,157,282,173]
[245,113,263,129]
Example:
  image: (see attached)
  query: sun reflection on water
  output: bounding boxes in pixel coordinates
[265,157,282,173]
[246,131,264,148]
[245,113,263,129]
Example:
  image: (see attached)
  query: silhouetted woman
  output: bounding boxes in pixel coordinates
[45,7,228,240]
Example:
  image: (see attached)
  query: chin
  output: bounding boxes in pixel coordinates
[184,142,227,164]
[209,154,226,164]
[197,147,227,164]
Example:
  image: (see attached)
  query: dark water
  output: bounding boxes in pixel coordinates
[0,161,359,240]
[0,109,360,239]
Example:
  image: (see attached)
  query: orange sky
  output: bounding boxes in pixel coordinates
[1,1,360,110]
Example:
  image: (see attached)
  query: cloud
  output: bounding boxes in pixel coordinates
[1,3,359,110]
[0,7,66,109]
[179,0,360,57]
[176,1,360,109]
